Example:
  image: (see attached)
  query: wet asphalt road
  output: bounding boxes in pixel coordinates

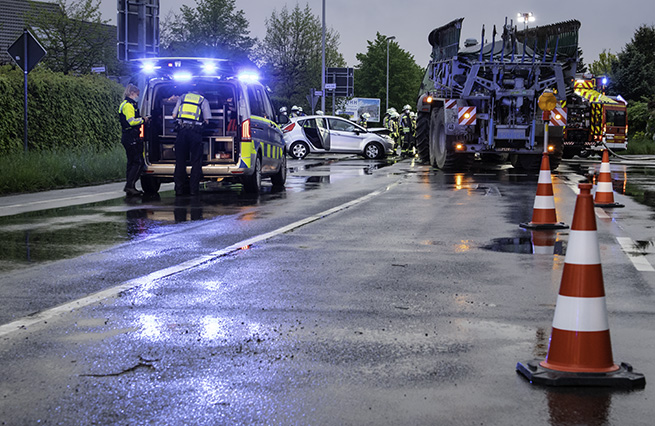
[1,154,655,425]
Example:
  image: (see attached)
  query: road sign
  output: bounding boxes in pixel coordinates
[314,90,323,96]
[325,83,337,90]
[7,30,46,73]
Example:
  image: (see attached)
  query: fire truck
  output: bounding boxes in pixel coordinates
[562,76,628,158]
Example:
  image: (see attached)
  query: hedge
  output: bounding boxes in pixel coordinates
[0,65,125,155]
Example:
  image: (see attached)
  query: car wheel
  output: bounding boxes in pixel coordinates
[271,152,287,186]
[242,155,262,193]
[140,175,161,194]
[290,141,309,159]
[363,142,383,159]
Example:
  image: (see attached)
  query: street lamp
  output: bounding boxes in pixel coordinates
[321,0,326,112]
[517,12,535,30]
[386,35,396,112]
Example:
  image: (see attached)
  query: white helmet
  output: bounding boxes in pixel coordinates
[291,105,299,111]
[298,107,303,112]
[316,110,324,115]
[361,112,370,119]
[390,111,400,118]
[280,106,287,113]
[403,104,411,112]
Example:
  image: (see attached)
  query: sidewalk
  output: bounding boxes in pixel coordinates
[0,182,174,217]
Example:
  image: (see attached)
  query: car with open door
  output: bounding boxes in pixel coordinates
[282,115,395,159]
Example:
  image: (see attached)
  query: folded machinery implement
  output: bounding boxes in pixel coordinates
[416,18,581,171]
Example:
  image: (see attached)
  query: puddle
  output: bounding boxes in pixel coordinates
[481,232,566,255]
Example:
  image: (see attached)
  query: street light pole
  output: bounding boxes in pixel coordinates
[386,36,395,112]
[321,0,326,112]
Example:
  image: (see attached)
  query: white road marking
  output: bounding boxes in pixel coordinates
[0,182,400,338]
[617,237,655,272]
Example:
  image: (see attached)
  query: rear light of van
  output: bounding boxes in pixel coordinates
[241,118,251,141]
[282,122,295,133]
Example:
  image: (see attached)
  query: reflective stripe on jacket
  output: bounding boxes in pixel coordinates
[178,93,204,122]
[119,98,143,131]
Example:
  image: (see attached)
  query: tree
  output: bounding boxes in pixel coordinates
[161,0,255,62]
[254,3,345,112]
[26,0,119,75]
[590,49,617,77]
[610,25,655,101]
[354,33,424,118]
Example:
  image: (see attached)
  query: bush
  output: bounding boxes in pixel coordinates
[626,132,655,155]
[0,65,125,155]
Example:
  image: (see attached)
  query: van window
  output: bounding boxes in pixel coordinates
[247,85,265,117]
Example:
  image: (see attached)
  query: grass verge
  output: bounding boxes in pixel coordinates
[0,145,125,195]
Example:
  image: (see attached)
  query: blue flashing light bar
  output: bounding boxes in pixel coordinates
[238,71,260,82]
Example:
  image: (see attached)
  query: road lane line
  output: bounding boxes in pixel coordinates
[0,181,400,338]
[617,237,655,272]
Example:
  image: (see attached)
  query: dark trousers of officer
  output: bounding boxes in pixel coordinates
[121,131,143,191]
[174,126,204,195]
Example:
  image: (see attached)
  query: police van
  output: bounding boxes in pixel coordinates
[135,58,287,194]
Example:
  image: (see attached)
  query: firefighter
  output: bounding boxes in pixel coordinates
[389,110,401,149]
[383,108,397,130]
[399,104,415,156]
[118,83,148,197]
[172,88,212,196]
[290,105,301,118]
[358,112,370,128]
[297,106,307,117]
[279,106,289,124]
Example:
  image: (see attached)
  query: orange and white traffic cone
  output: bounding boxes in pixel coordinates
[530,230,557,255]
[594,150,624,208]
[517,183,645,387]
[520,152,568,229]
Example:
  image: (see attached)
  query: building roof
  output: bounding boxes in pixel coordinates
[0,0,60,65]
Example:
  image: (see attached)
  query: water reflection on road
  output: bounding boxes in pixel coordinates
[0,157,394,271]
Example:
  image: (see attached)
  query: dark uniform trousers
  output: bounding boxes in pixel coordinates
[121,130,144,191]
[174,125,204,195]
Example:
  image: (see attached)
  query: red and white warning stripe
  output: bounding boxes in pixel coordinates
[549,107,567,126]
[445,99,457,109]
[458,106,476,125]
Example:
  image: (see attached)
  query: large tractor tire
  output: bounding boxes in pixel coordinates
[429,108,473,171]
[415,111,430,163]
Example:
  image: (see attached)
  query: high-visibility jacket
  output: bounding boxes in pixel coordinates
[178,93,205,122]
[118,97,143,131]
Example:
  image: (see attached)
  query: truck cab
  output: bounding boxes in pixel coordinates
[135,58,287,194]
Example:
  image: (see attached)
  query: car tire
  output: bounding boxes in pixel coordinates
[242,155,262,194]
[363,142,383,159]
[290,141,309,159]
[271,152,287,186]
[140,175,161,194]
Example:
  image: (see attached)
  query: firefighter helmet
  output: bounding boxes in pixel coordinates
[403,104,412,112]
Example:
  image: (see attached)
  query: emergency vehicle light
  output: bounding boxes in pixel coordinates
[202,63,217,73]
[173,72,192,81]
[141,63,158,73]
[238,71,260,82]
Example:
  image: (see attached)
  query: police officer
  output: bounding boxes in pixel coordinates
[172,88,212,196]
[118,83,148,197]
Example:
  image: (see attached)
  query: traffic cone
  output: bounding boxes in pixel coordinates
[530,230,557,255]
[594,150,624,208]
[520,152,568,229]
[517,183,645,388]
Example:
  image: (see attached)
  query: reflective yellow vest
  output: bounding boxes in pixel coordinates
[179,93,204,121]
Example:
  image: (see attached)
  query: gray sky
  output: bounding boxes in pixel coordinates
[100,0,654,69]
